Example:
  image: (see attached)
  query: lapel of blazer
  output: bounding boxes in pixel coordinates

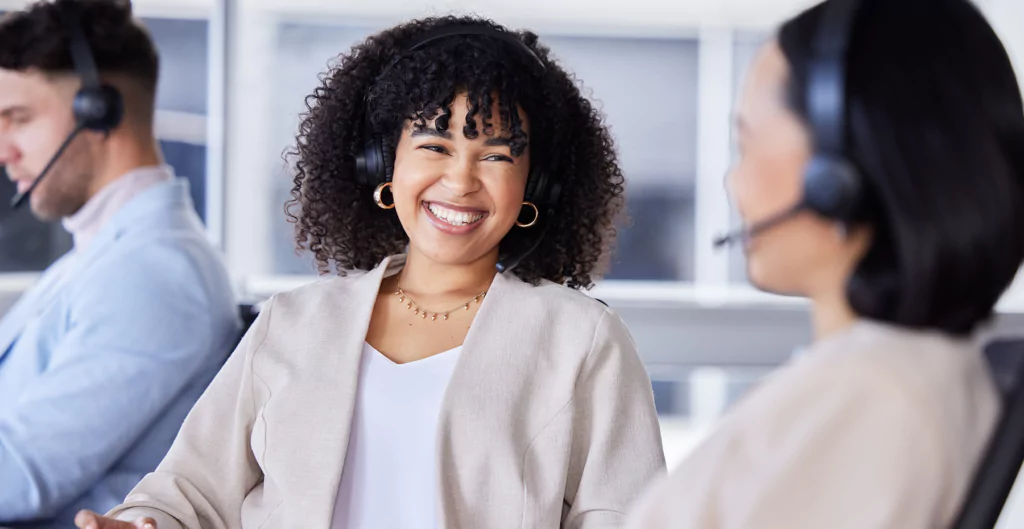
[277,255,401,527]
[435,269,531,527]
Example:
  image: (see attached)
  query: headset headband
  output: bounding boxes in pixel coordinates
[808,0,864,156]
[405,24,545,70]
[373,24,546,87]
[57,0,101,90]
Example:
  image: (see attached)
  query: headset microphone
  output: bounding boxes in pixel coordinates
[9,0,124,210]
[713,202,806,248]
[9,123,87,208]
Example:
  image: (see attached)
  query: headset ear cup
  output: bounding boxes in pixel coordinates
[73,85,124,133]
[380,135,396,183]
[545,174,562,215]
[524,168,541,204]
[803,154,863,221]
[356,134,387,187]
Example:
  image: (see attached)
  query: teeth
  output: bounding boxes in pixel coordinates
[428,203,485,226]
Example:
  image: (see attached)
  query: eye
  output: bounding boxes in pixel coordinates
[483,153,514,163]
[419,144,449,155]
[3,114,29,128]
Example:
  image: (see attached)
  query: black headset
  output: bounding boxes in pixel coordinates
[10,0,125,208]
[714,0,866,247]
[355,24,562,272]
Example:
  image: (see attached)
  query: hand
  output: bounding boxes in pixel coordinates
[74,510,157,529]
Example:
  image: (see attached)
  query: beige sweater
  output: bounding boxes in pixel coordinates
[625,320,1000,529]
[109,255,666,528]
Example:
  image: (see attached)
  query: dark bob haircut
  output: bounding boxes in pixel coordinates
[0,0,159,94]
[285,16,625,289]
[779,0,1024,335]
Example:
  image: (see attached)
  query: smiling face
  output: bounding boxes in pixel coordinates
[390,92,531,267]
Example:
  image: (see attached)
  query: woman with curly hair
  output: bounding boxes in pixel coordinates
[77,15,665,529]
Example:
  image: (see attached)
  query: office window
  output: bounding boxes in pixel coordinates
[267,23,377,274]
[542,36,699,281]
[0,15,211,272]
[147,17,210,223]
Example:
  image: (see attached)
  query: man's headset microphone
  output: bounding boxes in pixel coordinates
[714,0,866,250]
[7,0,124,210]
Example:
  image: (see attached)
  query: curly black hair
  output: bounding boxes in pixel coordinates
[285,15,625,289]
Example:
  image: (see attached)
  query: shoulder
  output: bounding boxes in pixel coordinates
[75,236,226,305]
[270,269,371,307]
[61,244,238,349]
[258,269,379,332]
[729,322,975,448]
[63,218,237,336]
[506,274,614,322]
[87,190,227,292]
[803,321,996,411]
[501,276,638,362]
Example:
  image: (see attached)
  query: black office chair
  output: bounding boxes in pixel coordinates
[953,338,1024,529]
[239,302,261,335]
[219,302,263,360]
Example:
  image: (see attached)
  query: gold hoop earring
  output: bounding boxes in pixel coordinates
[374,182,395,210]
[516,201,539,228]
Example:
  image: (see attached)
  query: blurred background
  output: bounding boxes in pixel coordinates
[1,0,1023,525]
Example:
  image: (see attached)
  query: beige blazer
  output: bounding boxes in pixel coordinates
[109,255,666,529]
[625,320,1001,529]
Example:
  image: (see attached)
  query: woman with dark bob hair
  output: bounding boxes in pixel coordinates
[78,14,665,529]
[626,0,1024,528]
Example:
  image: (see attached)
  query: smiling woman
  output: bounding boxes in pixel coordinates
[282,16,626,289]
[83,14,666,529]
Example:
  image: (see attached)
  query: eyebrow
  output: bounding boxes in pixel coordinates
[411,127,524,149]
[0,105,28,119]
[484,136,514,147]
[410,128,453,140]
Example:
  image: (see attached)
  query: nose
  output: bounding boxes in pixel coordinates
[0,134,18,167]
[724,164,740,202]
[440,156,482,197]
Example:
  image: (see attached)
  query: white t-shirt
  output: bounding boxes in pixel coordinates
[331,342,462,529]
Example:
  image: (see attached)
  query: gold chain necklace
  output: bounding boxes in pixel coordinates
[394,285,487,322]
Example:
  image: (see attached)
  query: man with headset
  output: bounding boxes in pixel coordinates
[0,1,240,527]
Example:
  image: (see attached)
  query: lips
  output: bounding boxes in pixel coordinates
[426,202,486,226]
[4,169,29,193]
[422,201,489,235]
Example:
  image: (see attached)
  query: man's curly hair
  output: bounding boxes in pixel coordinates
[285,15,625,289]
